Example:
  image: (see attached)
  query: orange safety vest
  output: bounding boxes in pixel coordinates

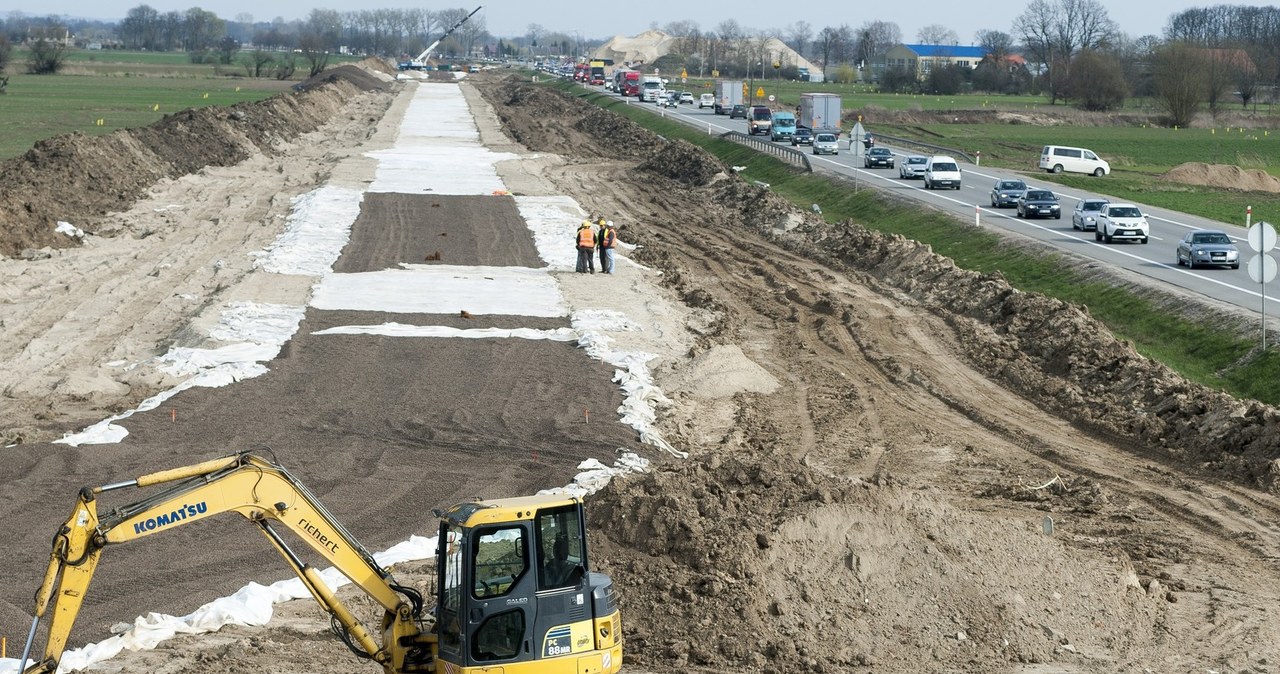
[577,226,595,248]
[599,227,616,249]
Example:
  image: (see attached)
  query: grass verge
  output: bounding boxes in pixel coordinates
[562,82,1280,405]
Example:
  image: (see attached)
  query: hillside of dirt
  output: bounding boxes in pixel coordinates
[5,65,1280,674]
[1164,161,1280,193]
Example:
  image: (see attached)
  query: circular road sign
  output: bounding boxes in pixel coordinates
[1248,253,1278,284]
[1249,221,1277,253]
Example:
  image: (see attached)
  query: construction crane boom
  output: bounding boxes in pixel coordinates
[399,6,482,70]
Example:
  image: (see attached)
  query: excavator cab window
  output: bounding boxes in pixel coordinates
[473,525,526,598]
[536,505,585,590]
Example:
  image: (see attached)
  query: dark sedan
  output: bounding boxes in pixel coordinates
[1016,189,1061,219]
[989,178,1027,208]
[729,104,747,119]
[791,127,814,146]
[863,147,895,168]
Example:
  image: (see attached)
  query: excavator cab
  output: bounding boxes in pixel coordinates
[433,494,622,673]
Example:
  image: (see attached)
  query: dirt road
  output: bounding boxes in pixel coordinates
[4,65,1280,674]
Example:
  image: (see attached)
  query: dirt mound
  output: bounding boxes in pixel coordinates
[1163,161,1280,193]
[294,62,394,92]
[0,74,375,257]
[638,138,729,187]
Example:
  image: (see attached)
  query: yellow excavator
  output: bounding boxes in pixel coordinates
[18,451,623,674]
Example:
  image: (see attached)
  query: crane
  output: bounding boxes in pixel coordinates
[398,6,483,71]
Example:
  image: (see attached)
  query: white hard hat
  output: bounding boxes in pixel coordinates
[606,220,614,226]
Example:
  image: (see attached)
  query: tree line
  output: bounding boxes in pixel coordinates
[3,1,1279,125]
[638,0,1280,126]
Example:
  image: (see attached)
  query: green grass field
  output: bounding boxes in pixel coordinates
[0,49,364,160]
[562,81,1280,405]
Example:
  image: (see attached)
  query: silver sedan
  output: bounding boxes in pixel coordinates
[1176,230,1240,269]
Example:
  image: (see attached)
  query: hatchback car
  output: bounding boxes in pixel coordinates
[729,104,747,119]
[1177,230,1240,268]
[989,179,1028,208]
[864,147,895,168]
[698,93,715,108]
[899,155,928,179]
[791,127,814,146]
[1016,189,1061,219]
[1071,198,1109,231]
[812,132,839,155]
[679,91,694,104]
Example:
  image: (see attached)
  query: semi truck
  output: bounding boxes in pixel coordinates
[640,75,664,102]
[799,93,842,136]
[713,79,744,115]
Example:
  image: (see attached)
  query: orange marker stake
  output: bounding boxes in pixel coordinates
[584,408,590,424]
[171,408,176,423]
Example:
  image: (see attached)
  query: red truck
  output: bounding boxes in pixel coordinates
[613,69,641,96]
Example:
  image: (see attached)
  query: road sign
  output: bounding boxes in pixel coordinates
[1248,253,1277,284]
[680,69,688,78]
[1248,221,1276,253]
[768,94,775,102]
[756,86,765,98]
[712,69,719,77]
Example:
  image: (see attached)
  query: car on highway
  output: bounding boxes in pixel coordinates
[989,179,1028,208]
[864,147,895,168]
[729,104,747,119]
[923,155,962,190]
[698,93,715,109]
[679,91,694,105]
[1094,203,1149,243]
[899,155,928,179]
[1176,230,1240,268]
[791,127,814,146]
[1015,189,1062,219]
[813,132,839,155]
[1071,198,1109,231]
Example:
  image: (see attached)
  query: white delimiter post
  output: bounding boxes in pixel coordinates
[975,205,980,227]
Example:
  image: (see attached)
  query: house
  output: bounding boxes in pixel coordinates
[884,44,988,78]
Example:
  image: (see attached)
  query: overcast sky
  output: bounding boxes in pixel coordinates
[24,0,1279,43]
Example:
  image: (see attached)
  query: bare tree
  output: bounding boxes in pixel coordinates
[855,20,901,69]
[1067,50,1126,110]
[0,34,11,74]
[298,32,331,77]
[1153,42,1208,127]
[815,26,839,78]
[241,49,274,78]
[307,9,343,51]
[786,21,812,60]
[1015,0,1117,104]
[917,24,958,46]
[976,29,1014,60]
[25,27,67,75]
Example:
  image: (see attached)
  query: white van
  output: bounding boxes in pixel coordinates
[1039,145,1110,176]
[923,155,962,190]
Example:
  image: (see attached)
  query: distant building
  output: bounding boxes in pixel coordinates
[884,44,988,79]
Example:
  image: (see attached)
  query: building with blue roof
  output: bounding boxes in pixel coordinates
[883,43,990,78]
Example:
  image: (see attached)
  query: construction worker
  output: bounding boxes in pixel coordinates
[574,218,597,273]
[597,220,618,274]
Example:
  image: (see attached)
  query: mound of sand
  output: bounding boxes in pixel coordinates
[1163,162,1280,193]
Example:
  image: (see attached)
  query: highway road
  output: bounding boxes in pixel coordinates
[609,89,1280,321]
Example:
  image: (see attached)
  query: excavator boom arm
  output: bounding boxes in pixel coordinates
[22,452,428,674]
